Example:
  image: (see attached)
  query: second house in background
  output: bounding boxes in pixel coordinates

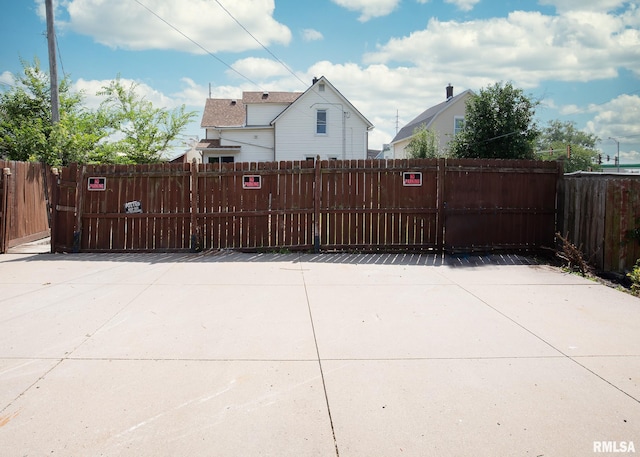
[391,84,473,159]
[197,76,374,164]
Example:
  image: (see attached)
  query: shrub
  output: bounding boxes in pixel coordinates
[628,259,640,295]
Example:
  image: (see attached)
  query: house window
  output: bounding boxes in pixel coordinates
[316,109,327,135]
[454,116,465,135]
[208,156,234,164]
[319,83,325,92]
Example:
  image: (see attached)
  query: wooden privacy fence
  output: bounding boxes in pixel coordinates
[51,159,561,254]
[0,161,51,253]
[562,173,640,272]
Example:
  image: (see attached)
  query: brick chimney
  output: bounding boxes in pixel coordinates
[446,84,454,100]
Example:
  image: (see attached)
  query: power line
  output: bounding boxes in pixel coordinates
[131,0,263,89]
[55,33,66,79]
[212,0,308,91]
[209,0,354,125]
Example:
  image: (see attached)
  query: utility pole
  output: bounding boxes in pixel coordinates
[609,137,620,173]
[45,0,60,125]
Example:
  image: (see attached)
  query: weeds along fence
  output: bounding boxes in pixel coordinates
[50,158,561,254]
[562,173,640,272]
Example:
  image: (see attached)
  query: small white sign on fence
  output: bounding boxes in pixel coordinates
[124,201,143,214]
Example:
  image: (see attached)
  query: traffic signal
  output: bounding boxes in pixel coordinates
[598,154,602,165]
[566,144,572,158]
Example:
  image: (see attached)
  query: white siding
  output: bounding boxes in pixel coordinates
[392,91,471,158]
[246,103,289,126]
[217,127,274,163]
[274,89,369,161]
[206,128,220,140]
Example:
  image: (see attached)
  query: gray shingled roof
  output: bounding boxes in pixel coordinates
[200,99,246,128]
[391,90,471,144]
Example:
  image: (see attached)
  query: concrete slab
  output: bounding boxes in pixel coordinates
[465,283,640,356]
[306,283,559,359]
[0,358,60,408]
[439,263,594,285]
[0,251,638,457]
[1,359,335,457]
[0,283,148,358]
[299,259,453,286]
[323,358,640,457]
[575,356,640,401]
[71,284,318,360]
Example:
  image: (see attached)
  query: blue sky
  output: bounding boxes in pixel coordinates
[1,0,639,163]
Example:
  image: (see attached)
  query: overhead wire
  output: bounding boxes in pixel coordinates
[211,0,309,91]
[131,0,263,90]
[55,33,67,79]
[131,0,356,152]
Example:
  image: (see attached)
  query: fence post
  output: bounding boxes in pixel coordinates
[190,158,202,252]
[73,164,85,253]
[313,156,321,253]
[555,159,565,247]
[436,158,445,252]
[1,167,11,254]
[50,167,59,253]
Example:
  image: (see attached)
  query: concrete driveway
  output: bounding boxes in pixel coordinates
[0,251,638,456]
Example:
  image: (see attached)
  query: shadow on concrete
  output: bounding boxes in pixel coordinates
[2,249,542,268]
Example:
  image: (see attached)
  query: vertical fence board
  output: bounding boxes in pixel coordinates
[47,158,562,257]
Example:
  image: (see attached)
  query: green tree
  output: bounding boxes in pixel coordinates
[449,81,539,159]
[537,120,601,173]
[0,59,108,165]
[406,125,440,158]
[0,60,196,165]
[98,78,196,164]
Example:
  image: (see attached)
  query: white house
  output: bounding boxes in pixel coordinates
[197,76,374,163]
[391,85,472,159]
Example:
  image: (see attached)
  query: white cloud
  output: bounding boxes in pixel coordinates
[559,104,584,115]
[586,94,640,140]
[301,60,474,148]
[73,77,183,110]
[363,8,640,88]
[0,71,16,88]
[330,0,400,22]
[229,57,291,81]
[46,0,291,54]
[302,29,324,42]
[445,0,480,12]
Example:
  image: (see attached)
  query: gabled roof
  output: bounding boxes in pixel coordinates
[391,89,472,144]
[242,91,302,104]
[201,99,246,128]
[271,76,374,130]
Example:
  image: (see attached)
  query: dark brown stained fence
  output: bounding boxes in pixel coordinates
[52,158,561,254]
[194,160,316,250]
[563,174,640,272]
[54,163,192,252]
[443,159,560,252]
[0,161,51,253]
[319,159,440,251]
[51,164,80,252]
[0,166,9,253]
